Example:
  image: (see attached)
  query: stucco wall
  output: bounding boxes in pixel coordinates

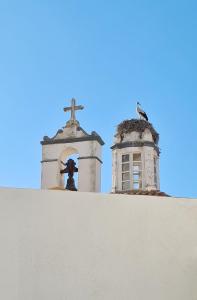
[0,188,197,300]
[41,140,102,191]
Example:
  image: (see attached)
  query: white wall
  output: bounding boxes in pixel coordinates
[41,140,102,191]
[0,188,197,300]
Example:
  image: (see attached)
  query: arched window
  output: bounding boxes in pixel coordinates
[59,148,79,190]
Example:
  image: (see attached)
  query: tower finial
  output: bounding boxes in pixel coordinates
[63,98,84,126]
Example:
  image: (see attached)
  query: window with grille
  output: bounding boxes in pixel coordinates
[154,157,157,186]
[122,154,130,191]
[121,153,142,191]
[132,153,142,190]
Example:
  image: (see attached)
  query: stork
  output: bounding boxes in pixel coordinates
[136,102,149,121]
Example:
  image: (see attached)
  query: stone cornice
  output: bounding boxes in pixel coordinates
[41,135,105,146]
[78,156,103,164]
[112,190,169,197]
[41,159,58,163]
[111,141,160,155]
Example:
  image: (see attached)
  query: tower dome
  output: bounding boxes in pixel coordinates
[111,118,160,193]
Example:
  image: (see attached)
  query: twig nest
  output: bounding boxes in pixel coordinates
[117,119,159,144]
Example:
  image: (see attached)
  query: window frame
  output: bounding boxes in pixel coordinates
[121,154,131,191]
[121,152,143,191]
[154,156,157,187]
[132,152,142,190]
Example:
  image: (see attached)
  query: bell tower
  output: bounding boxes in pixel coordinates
[41,98,104,192]
[111,119,160,193]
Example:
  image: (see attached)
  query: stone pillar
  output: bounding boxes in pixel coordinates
[78,157,102,192]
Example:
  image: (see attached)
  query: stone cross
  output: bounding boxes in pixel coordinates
[64,98,84,125]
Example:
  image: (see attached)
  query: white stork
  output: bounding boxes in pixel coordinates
[136,102,149,121]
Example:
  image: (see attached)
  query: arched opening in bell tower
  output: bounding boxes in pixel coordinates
[59,147,79,190]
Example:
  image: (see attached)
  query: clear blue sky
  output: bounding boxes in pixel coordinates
[0,0,197,198]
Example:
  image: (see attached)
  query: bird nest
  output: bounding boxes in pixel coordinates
[117,119,159,144]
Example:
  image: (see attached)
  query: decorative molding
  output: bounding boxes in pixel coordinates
[113,190,170,197]
[43,129,63,142]
[41,135,105,146]
[41,159,58,163]
[77,126,89,136]
[78,156,103,164]
[111,141,160,155]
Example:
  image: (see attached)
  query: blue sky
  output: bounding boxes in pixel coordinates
[0,0,197,198]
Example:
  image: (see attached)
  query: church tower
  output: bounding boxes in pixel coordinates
[111,118,160,193]
[41,99,104,192]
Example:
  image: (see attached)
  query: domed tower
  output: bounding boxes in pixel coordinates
[111,119,160,193]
